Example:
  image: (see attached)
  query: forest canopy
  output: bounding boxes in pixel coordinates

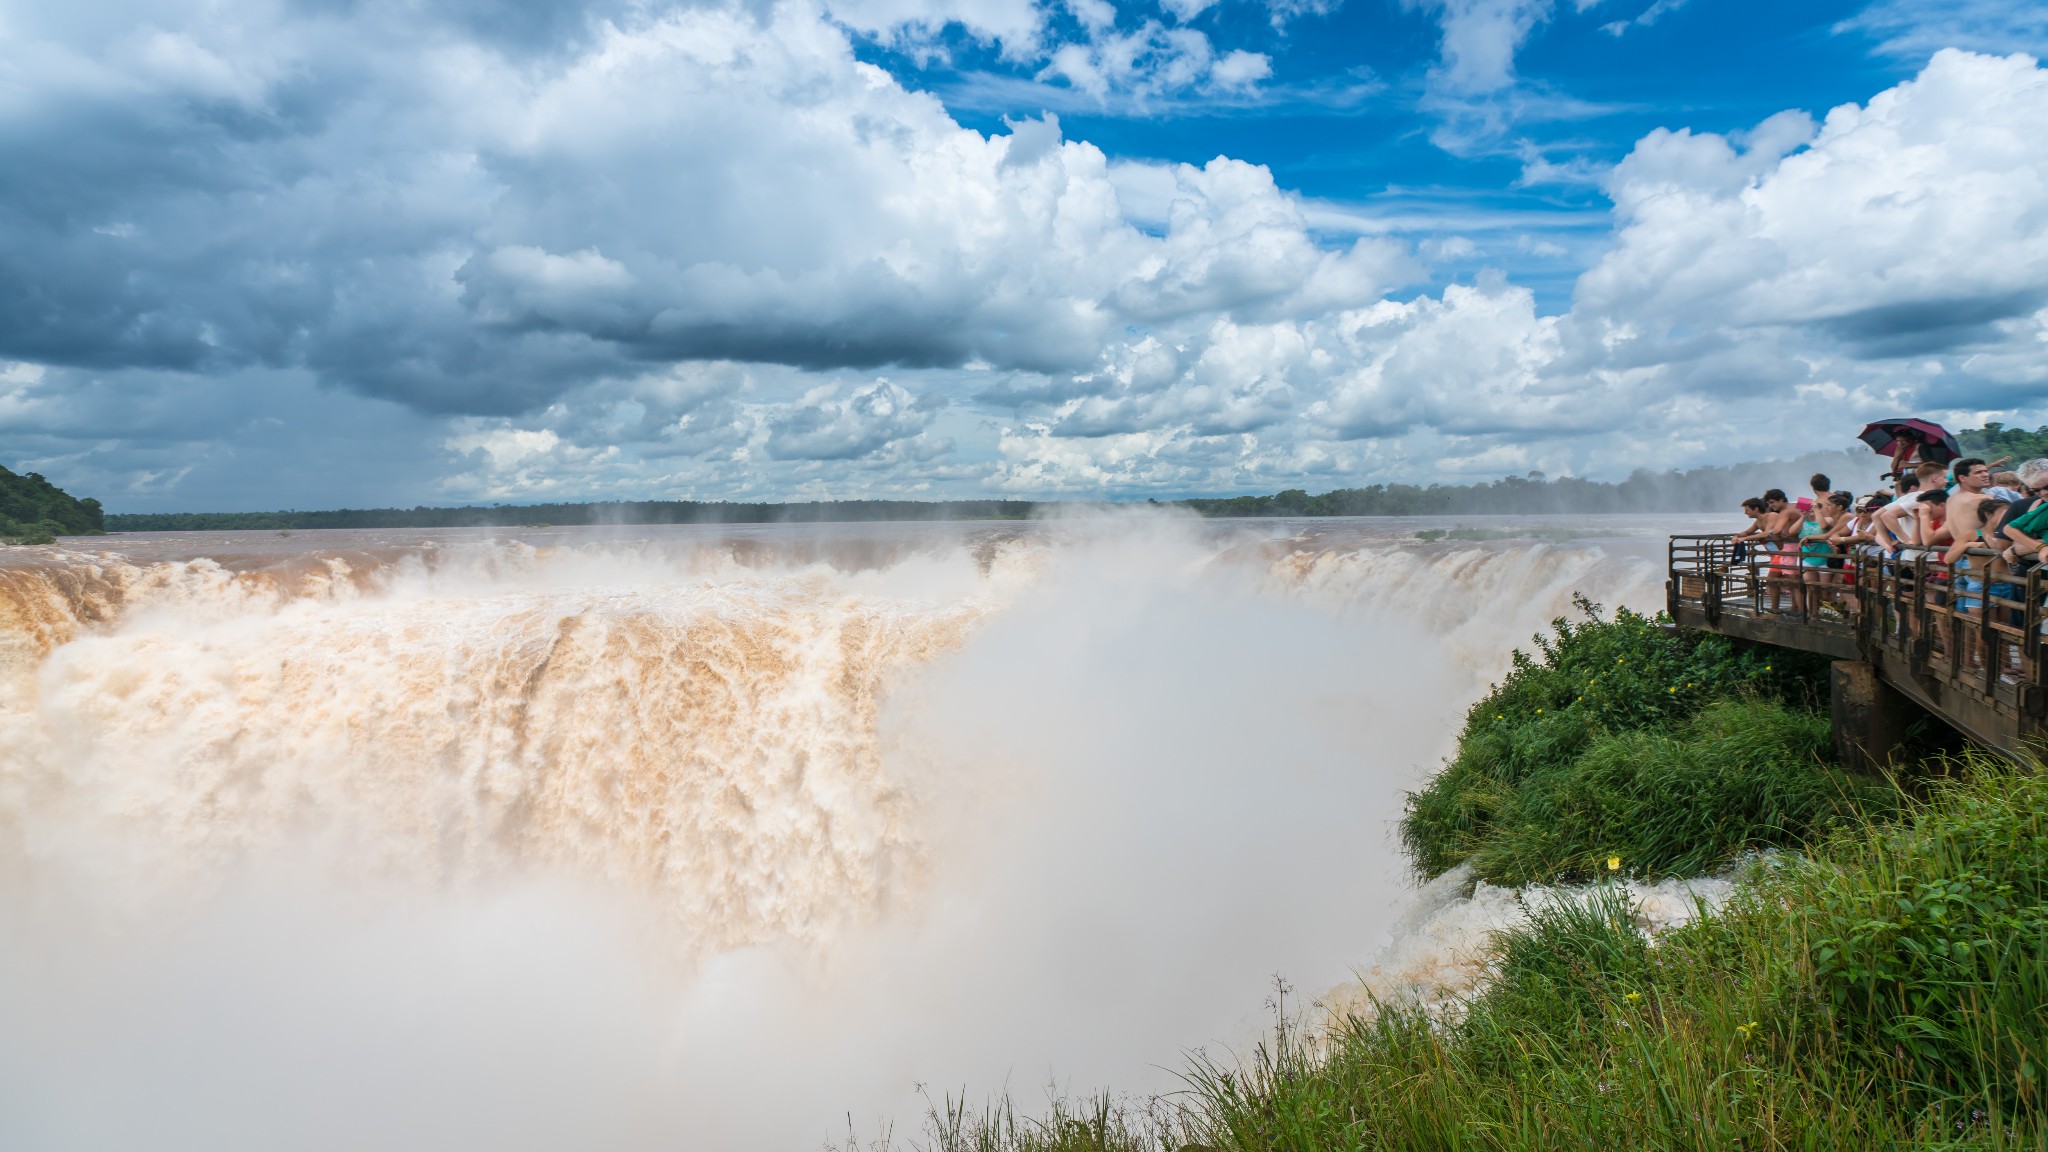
[0,465,104,542]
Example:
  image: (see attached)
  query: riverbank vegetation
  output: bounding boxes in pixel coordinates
[1400,598,1885,885]
[0,464,103,542]
[858,604,2046,1151]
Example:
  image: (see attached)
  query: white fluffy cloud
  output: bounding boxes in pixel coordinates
[0,0,1383,415]
[4,0,2048,506]
[1578,50,2048,384]
[974,49,2048,486]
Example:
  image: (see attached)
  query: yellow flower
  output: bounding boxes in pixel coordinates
[1607,855,1621,872]
[1668,687,1676,693]
[1625,991,1643,1004]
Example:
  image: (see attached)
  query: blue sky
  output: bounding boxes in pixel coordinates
[872,0,1910,306]
[1,0,2046,510]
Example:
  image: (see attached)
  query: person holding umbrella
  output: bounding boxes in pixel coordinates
[1860,418,1964,480]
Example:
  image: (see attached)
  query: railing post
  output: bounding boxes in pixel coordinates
[1912,553,1931,673]
[1978,550,1996,698]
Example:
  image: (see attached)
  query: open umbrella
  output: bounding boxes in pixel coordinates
[1859,418,1963,466]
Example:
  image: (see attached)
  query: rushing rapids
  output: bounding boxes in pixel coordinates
[0,515,1694,1150]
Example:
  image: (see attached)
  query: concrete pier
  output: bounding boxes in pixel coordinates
[1830,660,1913,773]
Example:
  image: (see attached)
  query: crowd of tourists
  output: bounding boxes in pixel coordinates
[1730,455,2048,619]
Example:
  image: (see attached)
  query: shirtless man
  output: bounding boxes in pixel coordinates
[1732,497,1768,563]
[1943,459,1996,560]
[1944,459,1997,622]
[1759,488,1806,613]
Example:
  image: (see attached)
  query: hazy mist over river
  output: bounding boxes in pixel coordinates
[0,514,1710,1149]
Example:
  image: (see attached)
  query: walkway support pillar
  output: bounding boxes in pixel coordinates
[1831,660,1909,773]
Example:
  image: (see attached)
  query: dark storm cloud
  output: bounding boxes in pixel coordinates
[1816,292,2046,359]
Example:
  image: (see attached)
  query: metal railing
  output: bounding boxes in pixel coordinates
[1668,534,2048,754]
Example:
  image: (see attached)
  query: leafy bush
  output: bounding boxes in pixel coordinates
[1796,764,2048,1110]
[1402,597,1844,882]
[1451,699,1896,885]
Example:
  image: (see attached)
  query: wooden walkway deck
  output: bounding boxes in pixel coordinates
[1667,535,2048,761]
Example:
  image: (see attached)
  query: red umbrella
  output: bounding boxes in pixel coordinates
[1859,418,1962,466]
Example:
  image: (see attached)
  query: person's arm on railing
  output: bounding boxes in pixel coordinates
[2006,523,2044,564]
[1920,505,1955,550]
[1872,503,1908,552]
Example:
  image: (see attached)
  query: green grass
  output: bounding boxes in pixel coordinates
[871,764,2047,1151]
[1401,597,1854,884]
[1419,698,1897,885]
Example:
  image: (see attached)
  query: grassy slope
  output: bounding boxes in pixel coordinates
[1185,766,2048,1150]
[864,606,2046,1151]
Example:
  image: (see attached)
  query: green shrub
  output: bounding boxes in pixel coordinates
[1455,699,1897,885]
[1403,597,1844,882]
[1797,763,2048,1112]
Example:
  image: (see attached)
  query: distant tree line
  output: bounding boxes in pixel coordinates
[0,465,104,543]
[1179,448,1878,518]
[34,426,2047,536]
[104,499,1044,532]
[1957,422,2048,463]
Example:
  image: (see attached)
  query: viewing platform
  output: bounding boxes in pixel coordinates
[1667,535,2048,765]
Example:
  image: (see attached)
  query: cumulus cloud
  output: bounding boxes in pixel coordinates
[1034,24,1273,104]
[5,0,2048,507]
[983,50,2048,485]
[0,0,1367,423]
[1579,51,2048,360]
[766,380,946,460]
